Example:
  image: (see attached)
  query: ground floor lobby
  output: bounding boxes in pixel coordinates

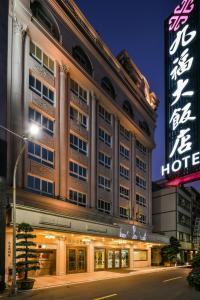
[5,227,159,282]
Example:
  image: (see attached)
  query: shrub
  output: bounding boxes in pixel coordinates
[192,252,200,269]
[187,267,200,291]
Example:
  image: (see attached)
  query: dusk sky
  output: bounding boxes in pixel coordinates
[75,0,200,191]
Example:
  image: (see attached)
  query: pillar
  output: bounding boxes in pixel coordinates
[57,237,66,275]
[87,242,94,273]
[0,178,6,290]
[54,62,60,197]
[148,150,152,226]
[129,245,134,270]
[59,65,69,199]
[130,134,136,220]
[113,116,119,216]
[90,92,97,208]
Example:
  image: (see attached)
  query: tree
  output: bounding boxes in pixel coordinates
[161,236,181,265]
[16,223,40,280]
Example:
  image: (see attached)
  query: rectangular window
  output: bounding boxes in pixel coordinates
[136,194,146,207]
[99,128,111,147]
[97,199,111,214]
[30,41,54,74]
[70,133,87,155]
[136,157,146,172]
[27,174,54,196]
[136,140,147,154]
[136,214,147,224]
[29,108,54,136]
[120,165,130,179]
[136,175,146,190]
[70,106,88,129]
[120,185,129,200]
[120,124,130,140]
[134,250,148,261]
[69,161,87,181]
[29,74,54,105]
[98,152,111,168]
[120,144,129,159]
[70,79,88,103]
[178,195,190,211]
[98,105,111,124]
[178,212,190,228]
[98,175,111,191]
[68,189,87,207]
[120,207,129,219]
[28,142,54,168]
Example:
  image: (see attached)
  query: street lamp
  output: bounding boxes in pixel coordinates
[0,124,40,295]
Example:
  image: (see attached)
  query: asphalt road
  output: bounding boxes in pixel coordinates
[2,268,200,300]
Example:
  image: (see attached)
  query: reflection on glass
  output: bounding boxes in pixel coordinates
[95,249,105,269]
[115,250,120,268]
[78,249,85,271]
[68,249,76,271]
[121,249,129,268]
[134,250,148,261]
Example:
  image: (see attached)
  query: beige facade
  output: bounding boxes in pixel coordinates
[4,0,167,279]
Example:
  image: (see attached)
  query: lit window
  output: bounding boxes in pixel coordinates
[30,41,55,74]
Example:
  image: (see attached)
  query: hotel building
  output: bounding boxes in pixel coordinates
[3,0,168,279]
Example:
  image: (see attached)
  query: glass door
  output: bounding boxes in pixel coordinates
[95,249,105,270]
[107,250,114,269]
[114,250,120,268]
[77,248,86,272]
[68,249,76,272]
[67,248,86,273]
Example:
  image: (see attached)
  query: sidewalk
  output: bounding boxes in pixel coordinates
[33,266,183,290]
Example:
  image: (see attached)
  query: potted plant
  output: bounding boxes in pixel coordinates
[187,251,200,291]
[16,223,40,290]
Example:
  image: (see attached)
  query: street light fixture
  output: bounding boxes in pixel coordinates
[0,124,40,295]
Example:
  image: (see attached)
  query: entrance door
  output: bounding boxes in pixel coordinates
[107,250,114,269]
[114,250,120,268]
[67,248,86,273]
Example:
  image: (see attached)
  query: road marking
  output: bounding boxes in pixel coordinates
[94,294,118,300]
[163,276,182,283]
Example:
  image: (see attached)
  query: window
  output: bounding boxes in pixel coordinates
[29,108,54,136]
[123,100,134,119]
[29,74,54,105]
[98,199,111,214]
[99,128,111,147]
[136,140,147,154]
[98,175,111,191]
[70,79,88,103]
[28,142,54,168]
[30,1,60,42]
[69,161,87,181]
[120,207,129,219]
[70,133,87,155]
[30,41,54,74]
[98,105,111,124]
[136,214,147,224]
[136,157,146,172]
[134,250,148,261]
[178,195,190,212]
[120,165,129,180]
[136,194,146,207]
[101,77,116,99]
[120,124,130,140]
[120,144,129,159]
[99,152,111,169]
[72,46,93,76]
[136,176,146,190]
[139,121,150,136]
[178,212,190,228]
[70,106,88,129]
[120,185,129,200]
[68,190,87,207]
[27,174,54,196]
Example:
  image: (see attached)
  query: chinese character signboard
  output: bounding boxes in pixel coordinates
[162,0,200,185]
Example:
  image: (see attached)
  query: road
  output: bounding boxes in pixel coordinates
[2,268,200,300]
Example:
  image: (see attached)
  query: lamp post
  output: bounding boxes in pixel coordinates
[0,124,40,295]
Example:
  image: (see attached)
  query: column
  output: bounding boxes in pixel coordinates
[90,91,97,208]
[56,237,66,275]
[87,242,94,273]
[113,116,119,216]
[54,62,60,197]
[148,247,152,267]
[59,65,69,199]
[129,245,134,270]
[148,150,152,226]
[0,178,6,289]
[10,19,25,187]
[130,134,136,220]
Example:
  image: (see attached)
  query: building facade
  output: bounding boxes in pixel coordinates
[152,182,199,263]
[4,0,168,280]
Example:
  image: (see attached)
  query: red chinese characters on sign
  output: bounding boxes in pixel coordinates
[169,0,195,32]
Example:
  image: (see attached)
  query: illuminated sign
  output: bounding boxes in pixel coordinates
[161,0,200,183]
